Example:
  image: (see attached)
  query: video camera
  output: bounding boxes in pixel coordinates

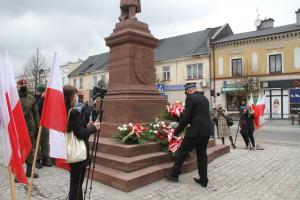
[92,80,107,100]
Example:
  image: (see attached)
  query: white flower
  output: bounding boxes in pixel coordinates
[153,130,158,134]
[155,118,159,122]
[129,123,133,127]
[123,124,127,128]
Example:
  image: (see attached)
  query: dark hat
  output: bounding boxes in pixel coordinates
[17,79,27,85]
[184,83,197,90]
[37,84,46,93]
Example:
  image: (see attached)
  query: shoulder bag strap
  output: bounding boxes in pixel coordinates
[65,108,73,133]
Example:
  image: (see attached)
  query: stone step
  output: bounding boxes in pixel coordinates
[95,151,172,172]
[89,137,161,157]
[90,144,230,192]
[89,137,216,157]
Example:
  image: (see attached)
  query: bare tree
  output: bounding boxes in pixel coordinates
[24,48,47,91]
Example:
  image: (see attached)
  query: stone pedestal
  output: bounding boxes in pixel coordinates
[101,19,166,137]
[90,138,230,192]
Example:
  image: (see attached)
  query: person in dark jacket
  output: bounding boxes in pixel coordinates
[166,83,213,188]
[63,86,100,200]
[241,105,256,149]
[81,101,92,123]
[17,79,40,178]
[34,84,52,168]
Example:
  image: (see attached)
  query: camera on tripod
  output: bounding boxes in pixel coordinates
[92,80,107,100]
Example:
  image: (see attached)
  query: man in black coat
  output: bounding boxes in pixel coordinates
[166,83,213,188]
[81,101,92,123]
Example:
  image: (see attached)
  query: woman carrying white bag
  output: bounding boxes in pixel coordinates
[63,86,100,200]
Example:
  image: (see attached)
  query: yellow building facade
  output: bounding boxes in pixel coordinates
[211,14,300,118]
[155,56,211,103]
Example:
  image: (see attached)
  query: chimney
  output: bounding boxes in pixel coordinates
[296,9,300,26]
[257,18,274,30]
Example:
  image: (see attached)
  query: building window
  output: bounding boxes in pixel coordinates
[101,74,105,81]
[162,66,170,81]
[269,54,282,73]
[186,63,203,79]
[231,58,242,77]
[227,95,242,111]
[79,78,83,89]
[93,76,98,86]
[73,79,77,88]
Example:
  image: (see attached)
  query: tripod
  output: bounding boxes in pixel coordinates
[83,93,105,200]
[234,119,254,149]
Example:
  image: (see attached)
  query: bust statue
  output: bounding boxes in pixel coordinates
[119,0,141,21]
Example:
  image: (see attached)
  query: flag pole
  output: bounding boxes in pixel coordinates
[8,167,17,200]
[26,126,43,200]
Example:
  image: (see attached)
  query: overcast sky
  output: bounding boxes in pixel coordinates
[0,0,298,76]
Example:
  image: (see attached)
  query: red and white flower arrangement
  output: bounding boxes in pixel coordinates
[116,123,148,145]
[148,120,183,154]
[164,101,185,121]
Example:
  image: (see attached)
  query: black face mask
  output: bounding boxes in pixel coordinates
[185,90,189,96]
[20,86,27,93]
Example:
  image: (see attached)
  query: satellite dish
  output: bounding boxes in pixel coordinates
[255,19,261,27]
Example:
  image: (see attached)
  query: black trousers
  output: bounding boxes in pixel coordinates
[170,135,210,183]
[241,128,255,147]
[69,164,86,200]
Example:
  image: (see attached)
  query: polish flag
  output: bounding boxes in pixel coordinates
[248,93,255,110]
[40,53,69,170]
[0,52,32,184]
[255,95,266,129]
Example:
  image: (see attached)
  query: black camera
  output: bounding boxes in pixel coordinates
[92,80,107,100]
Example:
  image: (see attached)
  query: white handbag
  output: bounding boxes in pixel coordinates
[65,109,87,163]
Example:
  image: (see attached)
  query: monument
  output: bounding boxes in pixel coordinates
[90,1,230,192]
[101,0,166,137]
[119,0,141,21]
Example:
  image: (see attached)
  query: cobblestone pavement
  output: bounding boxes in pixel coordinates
[1,139,300,199]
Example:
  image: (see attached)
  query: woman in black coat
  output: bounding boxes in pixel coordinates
[241,105,256,149]
[63,86,101,200]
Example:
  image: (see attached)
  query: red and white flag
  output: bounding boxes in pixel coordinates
[248,93,255,110]
[40,53,69,169]
[255,95,266,129]
[0,52,32,184]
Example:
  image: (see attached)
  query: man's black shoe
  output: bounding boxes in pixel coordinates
[26,172,39,178]
[26,163,39,178]
[42,159,52,167]
[166,174,178,183]
[194,177,207,188]
[35,161,43,169]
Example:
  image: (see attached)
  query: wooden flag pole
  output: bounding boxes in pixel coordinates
[8,167,17,200]
[26,126,43,200]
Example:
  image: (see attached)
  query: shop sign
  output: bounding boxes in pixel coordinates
[221,86,245,92]
[290,88,300,103]
[262,79,300,89]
